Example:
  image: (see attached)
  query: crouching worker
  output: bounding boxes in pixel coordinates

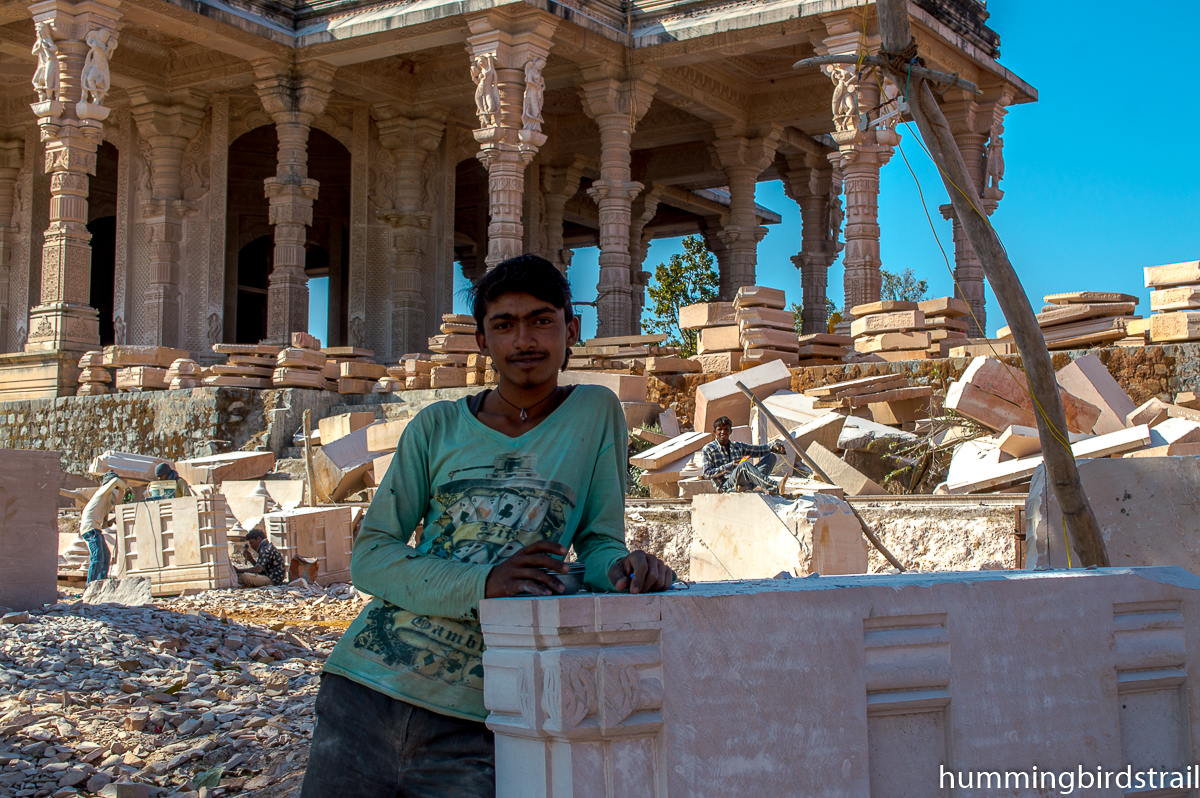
[701,415,789,492]
[79,471,130,583]
[300,254,675,797]
[236,529,286,587]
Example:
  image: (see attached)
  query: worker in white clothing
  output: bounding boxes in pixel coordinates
[79,471,132,583]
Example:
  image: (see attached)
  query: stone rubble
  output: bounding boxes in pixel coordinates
[0,581,368,798]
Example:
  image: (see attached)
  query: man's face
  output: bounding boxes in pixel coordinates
[476,292,580,391]
[246,536,262,552]
[714,424,732,445]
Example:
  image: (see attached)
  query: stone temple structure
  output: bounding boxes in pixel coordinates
[0,0,1033,396]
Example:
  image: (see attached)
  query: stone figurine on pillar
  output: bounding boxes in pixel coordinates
[25,0,123,356]
[465,14,557,270]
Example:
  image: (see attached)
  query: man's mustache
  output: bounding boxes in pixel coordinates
[506,350,550,362]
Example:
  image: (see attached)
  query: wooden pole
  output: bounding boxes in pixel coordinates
[872,0,1108,566]
[736,382,907,572]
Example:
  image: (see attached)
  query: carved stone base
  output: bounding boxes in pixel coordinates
[0,348,83,400]
[24,303,100,353]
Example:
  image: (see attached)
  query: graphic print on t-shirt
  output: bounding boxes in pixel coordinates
[352,452,577,689]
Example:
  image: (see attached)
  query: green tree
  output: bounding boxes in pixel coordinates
[644,236,720,356]
[880,268,929,302]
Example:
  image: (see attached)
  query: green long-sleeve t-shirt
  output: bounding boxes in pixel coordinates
[323,384,631,721]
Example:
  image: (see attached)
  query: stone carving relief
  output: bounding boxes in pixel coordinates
[522,56,546,133]
[544,655,597,729]
[15,325,27,350]
[368,146,397,212]
[349,316,365,348]
[113,315,125,345]
[877,78,901,131]
[603,663,641,729]
[81,29,119,107]
[985,120,1004,195]
[135,134,154,202]
[822,64,859,133]
[32,22,59,103]
[182,114,211,203]
[470,54,501,129]
[206,312,221,346]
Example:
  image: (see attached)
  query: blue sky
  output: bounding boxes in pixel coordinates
[315,1,1200,342]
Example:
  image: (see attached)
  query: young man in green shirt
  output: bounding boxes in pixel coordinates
[301,254,674,797]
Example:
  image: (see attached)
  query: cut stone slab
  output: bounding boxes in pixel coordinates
[736,306,795,331]
[1127,397,1171,428]
[1150,311,1200,342]
[740,327,800,350]
[848,300,919,316]
[850,310,924,337]
[373,452,395,484]
[340,360,387,380]
[318,412,376,445]
[273,367,326,389]
[917,296,969,317]
[945,381,1035,431]
[313,426,377,502]
[1149,286,1200,312]
[732,285,786,310]
[689,492,866,580]
[366,419,410,452]
[805,442,886,495]
[221,479,305,508]
[1123,443,1200,458]
[997,424,1090,459]
[88,451,171,482]
[1055,353,1137,434]
[763,391,824,424]
[630,431,712,471]
[679,301,737,329]
[742,349,800,367]
[1027,456,1200,569]
[806,373,906,400]
[777,411,846,454]
[853,331,931,353]
[116,367,168,391]
[81,576,153,607]
[659,408,681,437]
[949,356,1102,433]
[277,348,327,369]
[1144,259,1200,288]
[1175,391,1200,409]
[0,450,60,612]
[558,371,648,402]
[696,351,741,373]
[638,451,699,485]
[836,415,918,452]
[696,325,741,354]
[1044,291,1139,305]
[694,359,792,433]
[797,332,854,346]
[622,401,664,430]
[1034,302,1136,328]
[1147,416,1200,447]
[867,397,931,426]
[102,345,189,368]
[174,451,275,485]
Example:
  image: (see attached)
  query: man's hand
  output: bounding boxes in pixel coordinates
[608,550,675,595]
[485,540,571,598]
[770,440,788,455]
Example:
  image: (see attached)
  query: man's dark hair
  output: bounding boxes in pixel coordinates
[245,529,266,542]
[713,416,734,431]
[154,463,174,479]
[470,254,574,330]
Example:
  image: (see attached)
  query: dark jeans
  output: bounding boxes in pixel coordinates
[719,452,779,492]
[300,673,495,798]
[82,529,110,583]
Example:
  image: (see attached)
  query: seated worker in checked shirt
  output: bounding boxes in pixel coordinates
[237,529,287,587]
[701,415,789,492]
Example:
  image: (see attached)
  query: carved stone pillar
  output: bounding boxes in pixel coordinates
[628,185,661,333]
[481,594,665,797]
[253,60,335,343]
[466,15,556,270]
[700,219,732,298]
[541,159,586,272]
[0,139,23,350]
[939,92,1010,336]
[818,16,897,315]
[710,125,782,298]
[25,0,122,354]
[375,106,446,356]
[784,152,843,333]
[579,68,655,336]
[130,89,207,348]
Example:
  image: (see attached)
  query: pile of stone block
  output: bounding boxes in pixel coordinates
[568,333,696,375]
[795,332,852,366]
[208,343,279,388]
[389,354,434,390]
[425,313,481,387]
[916,296,971,354]
[273,333,330,390]
[1146,260,1200,343]
[941,352,1200,493]
[327,347,385,395]
[103,345,189,392]
[849,297,971,361]
[996,291,1141,350]
[680,300,741,373]
[75,350,111,396]
[734,285,800,368]
[804,372,931,427]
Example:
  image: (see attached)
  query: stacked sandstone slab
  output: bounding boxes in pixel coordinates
[104,345,188,392]
[1145,260,1200,344]
[207,343,278,388]
[804,373,932,426]
[734,286,800,368]
[680,301,740,373]
[916,296,971,355]
[427,314,483,388]
[568,333,694,376]
[166,358,201,389]
[849,302,928,361]
[76,350,111,396]
[326,347,384,395]
[274,333,330,390]
[997,291,1141,350]
[389,354,434,390]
